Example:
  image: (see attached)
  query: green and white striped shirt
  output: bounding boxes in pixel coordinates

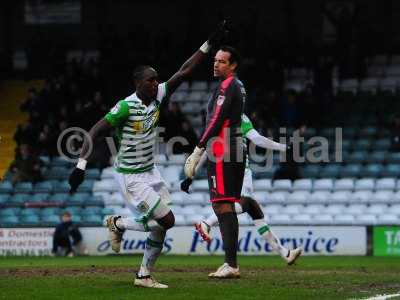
[105,83,167,173]
[241,114,254,169]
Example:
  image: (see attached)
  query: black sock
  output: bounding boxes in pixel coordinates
[217,212,239,268]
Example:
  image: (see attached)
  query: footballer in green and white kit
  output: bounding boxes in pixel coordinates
[105,83,171,221]
[68,31,222,287]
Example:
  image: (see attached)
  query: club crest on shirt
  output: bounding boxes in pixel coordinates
[217,95,225,106]
[137,201,149,213]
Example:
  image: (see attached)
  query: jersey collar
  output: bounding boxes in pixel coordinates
[133,92,157,109]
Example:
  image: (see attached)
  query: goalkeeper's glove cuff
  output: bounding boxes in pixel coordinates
[193,146,205,156]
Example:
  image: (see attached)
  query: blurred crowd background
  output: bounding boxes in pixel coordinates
[2,0,400,182]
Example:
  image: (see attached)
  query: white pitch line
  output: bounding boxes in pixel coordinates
[356,293,400,300]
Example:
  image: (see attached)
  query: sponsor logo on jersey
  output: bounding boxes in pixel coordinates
[144,110,159,130]
[133,121,143,131]
[132,110,159,132]
[217,95,225,106]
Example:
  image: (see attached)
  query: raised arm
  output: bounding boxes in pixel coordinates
[166,21,230,96]
[165,49,208,97]
[246,128,287,152]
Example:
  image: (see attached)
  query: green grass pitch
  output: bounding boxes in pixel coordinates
[0,255,399,300]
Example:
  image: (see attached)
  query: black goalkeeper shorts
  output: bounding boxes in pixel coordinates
[206,159,245,203]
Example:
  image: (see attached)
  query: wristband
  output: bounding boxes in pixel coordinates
[194,146,205,155]
[77,158,87,170]
[199,41,211,53]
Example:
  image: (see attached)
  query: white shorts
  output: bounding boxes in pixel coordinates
[113,167,172,221]
[241,167,253,198]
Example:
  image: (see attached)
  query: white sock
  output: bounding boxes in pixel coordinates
[116,217,162,232]
[254,219,289,259]
[138,229,166,277]
[204,203,244,227]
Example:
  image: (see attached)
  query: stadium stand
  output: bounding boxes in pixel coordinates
[2,43,400,228]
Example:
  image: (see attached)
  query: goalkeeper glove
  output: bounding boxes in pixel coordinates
[184,146,205,178]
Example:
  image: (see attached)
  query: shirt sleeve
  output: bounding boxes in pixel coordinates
[246,129,287,151]
[198,78,236,149]
[241,114,254,136]
[104,100,130,127]
[156,82,168,103]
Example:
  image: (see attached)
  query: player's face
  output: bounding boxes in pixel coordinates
[214,50,236,78]
[137,68,159,99]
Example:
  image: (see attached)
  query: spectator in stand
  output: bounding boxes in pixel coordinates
[39,79,52,105]
[299,84,322,129]
[14,123,38,148]
[57,105,70,125]
[20,88,39,112]
[257,90,280,132]
[313,55,334,99]
[9,144,43,184]
[70,101,86,128]
[264,59,285,92]
[280,89,304,129]
[249,111,268,137]
[52,212,83,257]
[66,81,81,104]
[55,121,72,158]
[38,124,58,156]
[273,127,306,181]
[20,88,47,130]
[84,66,105,98]
[85,91,108,125]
